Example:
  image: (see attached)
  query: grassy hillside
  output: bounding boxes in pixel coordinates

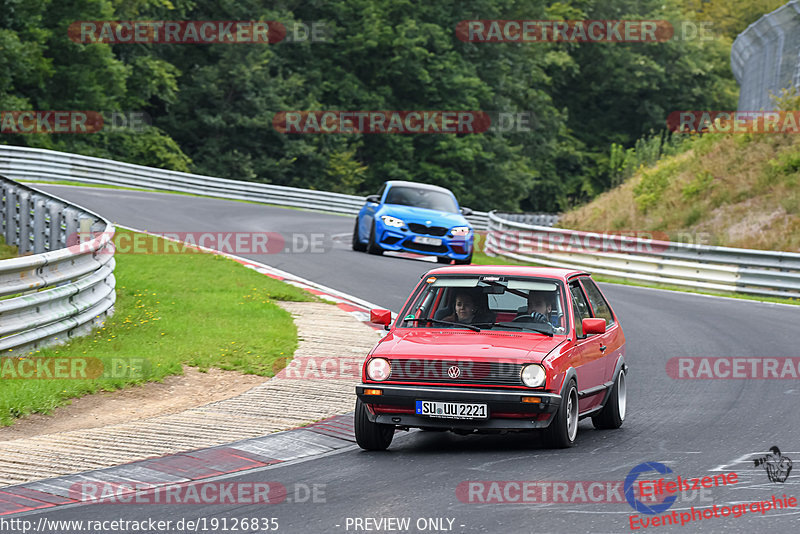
[559,133,800,252]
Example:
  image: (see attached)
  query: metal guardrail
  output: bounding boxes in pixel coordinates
[0,145,491,230]
[731,0,800,111]
[485,211,800,299]
[0,176,115,355]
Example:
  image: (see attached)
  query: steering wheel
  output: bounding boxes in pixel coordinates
[512,312,549,323]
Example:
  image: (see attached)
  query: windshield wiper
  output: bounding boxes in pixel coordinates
[472,322,554,337]
[403,317,481,332]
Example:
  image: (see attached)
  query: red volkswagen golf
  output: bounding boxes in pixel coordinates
[355,266,627,450]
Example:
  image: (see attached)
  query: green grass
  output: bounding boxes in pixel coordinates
[0,237,16,260]
[22,179,155,192]
[0,229,316,426]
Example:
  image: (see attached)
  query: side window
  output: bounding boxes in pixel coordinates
[376,184,387,202]
[580,278,615,326]
[569,282,592,337]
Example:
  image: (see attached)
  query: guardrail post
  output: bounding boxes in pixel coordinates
[0,183,8,244]
[32,194,47,253]
[63,207,80,249]
[47,200,61,252]
[79,215,94,244]
[17,190,32,254]
[5,186,18,247]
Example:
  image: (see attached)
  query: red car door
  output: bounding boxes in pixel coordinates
[578,277,623,381]
[568,280,607,412]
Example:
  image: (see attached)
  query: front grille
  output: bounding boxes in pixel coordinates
[382,236,401,245]
[404,241,448,253]
[387,359,524,387]
[408,223,448,236]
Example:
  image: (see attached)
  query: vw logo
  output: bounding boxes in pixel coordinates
[447,366,461,379]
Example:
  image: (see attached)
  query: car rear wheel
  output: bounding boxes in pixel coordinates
[367,223,384,255]
[544,379,578,448]
[354,398,394,450]
[592,369,626,430]
[352,218,366,252]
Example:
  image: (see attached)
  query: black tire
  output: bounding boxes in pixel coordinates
[354,398,394,450]
[592,369,626,430]
[543,379,579,448]
[454,252,473,265]
[367,223,383,255]
[436,256,452,264]
[352,218,367,252]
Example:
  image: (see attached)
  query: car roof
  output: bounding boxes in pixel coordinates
[422,265,589,281]
[384,180,453,195]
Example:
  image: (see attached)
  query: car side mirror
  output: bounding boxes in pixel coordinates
[582,318,606,335]
[366,195,380,204]
[370,309,392,329]
[460,207,473,216]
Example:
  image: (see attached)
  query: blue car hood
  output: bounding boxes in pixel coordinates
[379,204,470,228]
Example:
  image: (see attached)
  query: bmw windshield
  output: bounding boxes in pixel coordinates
[384,186,459,213]
[397,275,569,335]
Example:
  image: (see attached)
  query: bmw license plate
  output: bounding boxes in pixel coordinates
[416,400,488,419]
[412,236,442,246]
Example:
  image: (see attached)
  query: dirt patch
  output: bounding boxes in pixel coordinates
[0,366,268,441]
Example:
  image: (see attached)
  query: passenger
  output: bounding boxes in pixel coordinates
[442,289,494,324]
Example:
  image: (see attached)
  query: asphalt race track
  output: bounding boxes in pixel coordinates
[19,185,800,533]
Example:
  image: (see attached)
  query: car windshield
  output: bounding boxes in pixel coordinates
[398,275,568,335]
[384,186,458,213]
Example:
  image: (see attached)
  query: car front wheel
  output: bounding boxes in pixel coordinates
[544,379,578,448]
[352,218,367,252]
[367,223,384,255]
[354,398,394,450]
[454,251,473,265]
[592,369,626,430]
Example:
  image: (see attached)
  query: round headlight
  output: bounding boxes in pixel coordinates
[367,358,391,381]
[521,364,546,387]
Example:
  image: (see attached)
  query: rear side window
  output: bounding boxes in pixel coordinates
[580,278,615,326]
[569,282,592,337]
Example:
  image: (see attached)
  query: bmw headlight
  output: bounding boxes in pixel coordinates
[367,358,391,381]
[451,226,471,236]
[380,216,405,228]
[521,364,546,387]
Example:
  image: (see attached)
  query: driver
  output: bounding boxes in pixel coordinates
[524,291,553,323]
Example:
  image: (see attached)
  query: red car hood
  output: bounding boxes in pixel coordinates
[372,329,565,364]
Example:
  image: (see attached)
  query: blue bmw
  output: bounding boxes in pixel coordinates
[352,181,474,264]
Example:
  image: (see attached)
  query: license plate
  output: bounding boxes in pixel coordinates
[416,400,488,419]
[412,236,442,246]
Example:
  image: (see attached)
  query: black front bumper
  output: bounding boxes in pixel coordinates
[356,384,562,430]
